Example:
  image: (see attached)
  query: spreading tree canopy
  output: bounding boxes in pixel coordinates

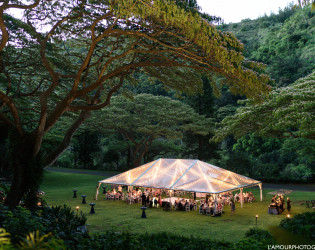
[0,0,271,208]
[213,71,315,142]
[88,94,212,167]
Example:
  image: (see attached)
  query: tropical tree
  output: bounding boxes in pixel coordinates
[89,94,212,167]
[213,72,315,142]
[0,0,271,208]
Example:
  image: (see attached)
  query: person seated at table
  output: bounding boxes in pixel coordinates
[217,202,223,211]
[185,200,189,208]
[158,195,162,206]
[203,203,209,214]
[188,199,194,210]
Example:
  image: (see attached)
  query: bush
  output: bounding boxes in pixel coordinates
[80,230,234,250]
[0,205,43,244]
[40,205,88,248]
[0,203,88,248]
[280,212,315,240]
[280,164,312,182]
[245,227,276,246]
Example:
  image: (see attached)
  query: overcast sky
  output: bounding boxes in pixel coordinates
[7,1,295,24]
[197,0,294,23]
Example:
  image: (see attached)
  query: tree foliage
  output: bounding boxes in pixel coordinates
[89,94,212,167]
[0,0,271,208]
[213,71,315,142]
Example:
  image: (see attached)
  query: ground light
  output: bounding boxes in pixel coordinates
[76,206,79,215]
[287,214,290,218]
[256,214,258,227]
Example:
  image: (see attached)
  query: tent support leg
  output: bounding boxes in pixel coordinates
[240,188,243,208]
[214,194,217,215]
[259,183,262,201]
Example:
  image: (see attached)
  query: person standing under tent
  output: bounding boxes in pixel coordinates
[141,193,146,206]
[287,197,291,212]
[230,199,236,215]
[118,185,122,194]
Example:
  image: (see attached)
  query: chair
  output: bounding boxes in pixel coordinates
[193,204,197,211]
[185,205,190,212]
[199,206,203,214]
[110,194,115,201]
[115,194,120,200]
[248,197,253,203]
[205,207,211,215]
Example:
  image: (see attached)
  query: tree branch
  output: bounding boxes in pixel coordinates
[44,110,90,168]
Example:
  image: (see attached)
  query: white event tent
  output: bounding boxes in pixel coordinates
[96,159,262,207]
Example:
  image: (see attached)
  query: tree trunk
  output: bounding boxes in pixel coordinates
[4,134,38,209]
[44,111,90,168]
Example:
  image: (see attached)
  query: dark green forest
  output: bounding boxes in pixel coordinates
[49,5,315,183]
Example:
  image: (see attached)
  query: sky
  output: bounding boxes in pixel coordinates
[8,0,295,24]
[197,0,295,23]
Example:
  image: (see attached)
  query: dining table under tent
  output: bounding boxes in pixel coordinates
[95,158,262,210]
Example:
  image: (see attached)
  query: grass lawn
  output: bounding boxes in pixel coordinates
[41,170,315,244]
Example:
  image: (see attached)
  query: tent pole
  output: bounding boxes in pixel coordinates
[169,189,172,209]
[240,188,243,208]
[214,194,217,215]
[95,182,101,200]
[259,183,262,201]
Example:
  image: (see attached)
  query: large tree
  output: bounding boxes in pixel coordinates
[89,94,212,167]
[0,0,271,208]
[213,71,315,142]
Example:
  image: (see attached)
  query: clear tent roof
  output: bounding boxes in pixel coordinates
[99,159,261,194]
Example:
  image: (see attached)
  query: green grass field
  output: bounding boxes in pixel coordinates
[40,170,315,244]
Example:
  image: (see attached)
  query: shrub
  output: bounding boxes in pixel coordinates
[0,205,43,244]
[280,164,312,182]
[40,205,88,248]
[245,227,276,246]
[19,230,66,250]
[0,203,88,248]
[280,212,315,240]
[79,230,235,250]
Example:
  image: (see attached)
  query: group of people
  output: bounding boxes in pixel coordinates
[270,194,291,214]
[174,198,197,211]
[104,185,270,217]
[234,191,255,203]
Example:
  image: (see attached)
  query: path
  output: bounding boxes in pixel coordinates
[45,167,119,177]
[46,167,315,192]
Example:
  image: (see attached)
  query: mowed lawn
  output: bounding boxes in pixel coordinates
[40,170,315,244]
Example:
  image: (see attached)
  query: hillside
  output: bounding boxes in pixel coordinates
[219,5,315,86]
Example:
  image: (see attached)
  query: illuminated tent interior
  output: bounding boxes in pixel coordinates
[96,159,263,205]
